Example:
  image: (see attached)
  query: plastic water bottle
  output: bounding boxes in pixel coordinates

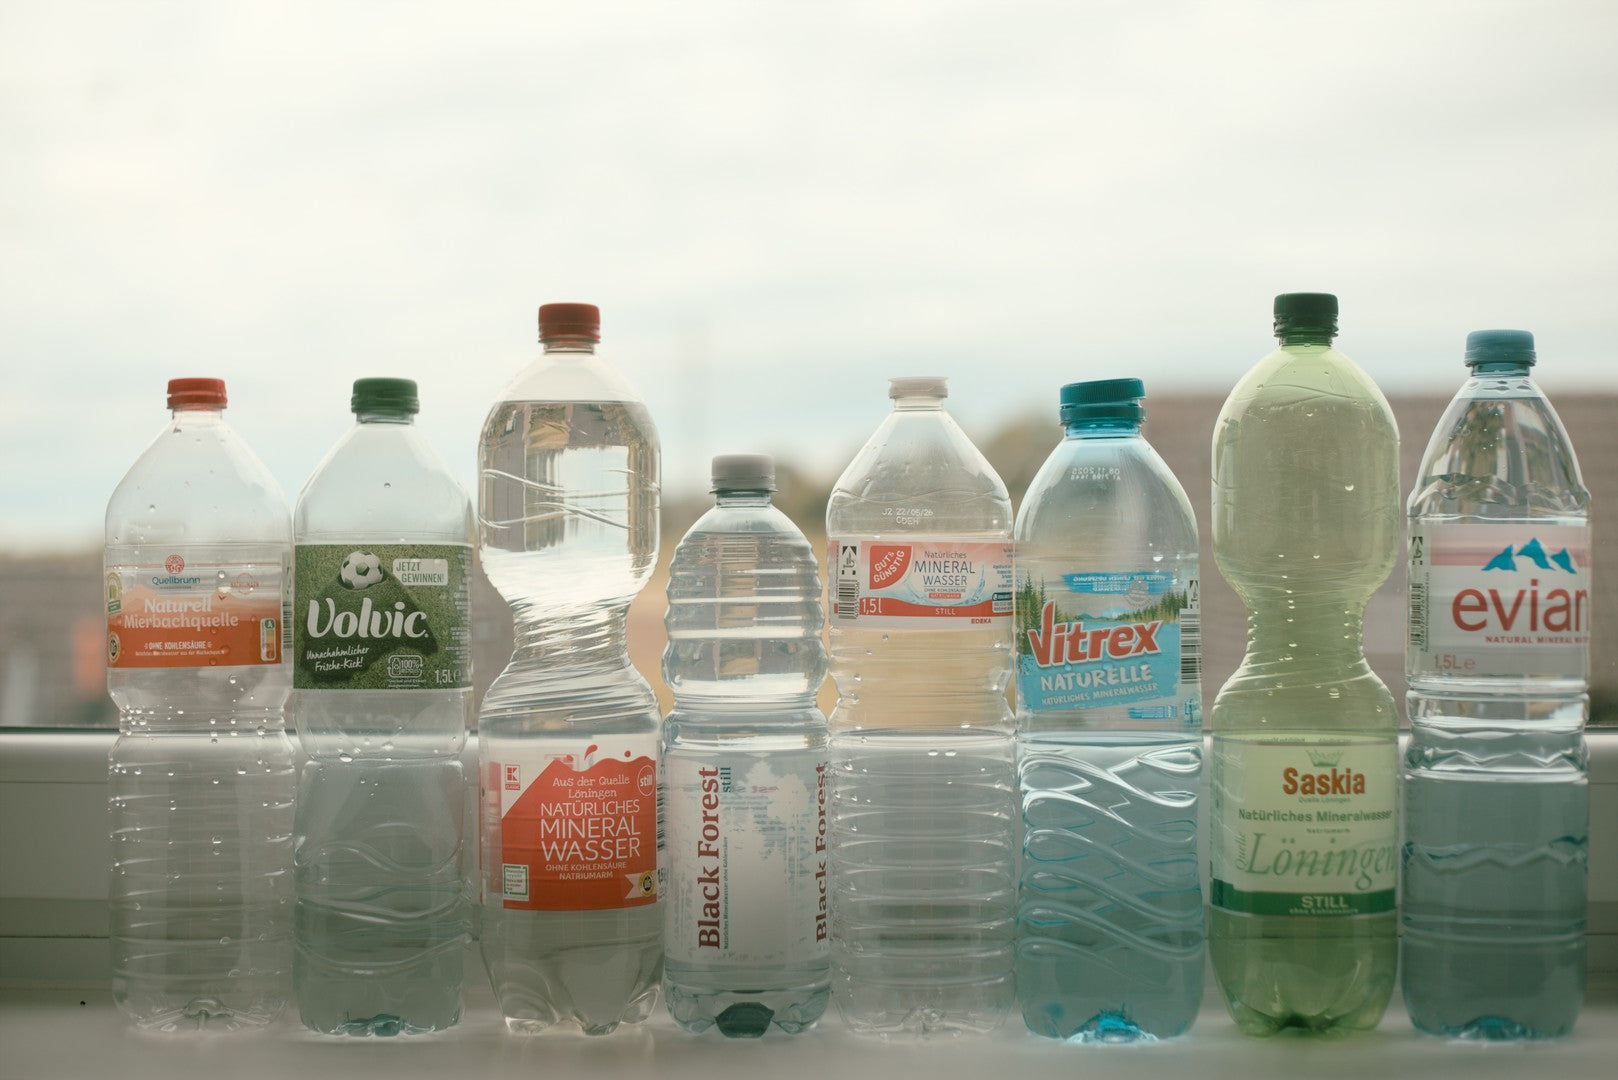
[1402,330,1591,1039]
[477,302,663,1035]
[290,378,474,1035]
[662,454,831,1037]
[1012,378,1204,1042]
[104,377,293,1031]
[1208,293,1401,1035]
[826,376,1016,1037]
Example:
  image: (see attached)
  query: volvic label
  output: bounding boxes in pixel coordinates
[1210,738,1397,917]
[829,536,1013,630]
[664,752,829,965]
[105,547,287,669]
[293,543,471,690]
[485,738,659,912]
[1408,524,1591,679]
[1015,568,1199,719]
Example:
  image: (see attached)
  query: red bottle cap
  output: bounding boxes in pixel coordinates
[538,303,601,342]
[167,378,227,409]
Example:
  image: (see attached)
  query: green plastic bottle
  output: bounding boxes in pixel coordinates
[1208,293,1400,1035]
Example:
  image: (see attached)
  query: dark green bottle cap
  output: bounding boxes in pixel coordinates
[1059,377,1145,424]
[1465,329,1535,368]
[351,377,420,416]
[1273,292,1339,341]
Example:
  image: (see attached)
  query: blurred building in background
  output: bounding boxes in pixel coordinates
[5,392,1613,730]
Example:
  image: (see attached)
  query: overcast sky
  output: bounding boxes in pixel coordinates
[3,0,1615,550]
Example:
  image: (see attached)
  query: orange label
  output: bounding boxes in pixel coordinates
[105,551,287,669]
[488,740,659,912]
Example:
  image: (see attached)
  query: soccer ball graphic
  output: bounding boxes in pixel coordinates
[339,550,384,589]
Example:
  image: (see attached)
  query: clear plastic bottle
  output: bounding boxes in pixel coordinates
[477,302,663,1035]
[662,454,831,1037]
[290,378,474,1035]
[104,377,294,1031]
[1402,330,1591,1039]
[1208,293,1401,1035]
[825,376,1016,1037]
[1013,379,1204,1042]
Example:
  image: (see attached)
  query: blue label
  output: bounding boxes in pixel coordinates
[1014,570,1195,713]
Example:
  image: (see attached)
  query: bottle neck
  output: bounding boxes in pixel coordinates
[354,411,414,425]
[891,394,944,412]
[714,491,773,508]
[1277,330,1337,347]
[541,336,597,354]
[170,406,224,423]
[1246,596,1370,669]
[1467,361,1533,377]
[1065,418,1141,438]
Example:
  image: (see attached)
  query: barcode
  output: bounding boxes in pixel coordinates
[1408,581,1427,652]
[837,577,859,620]
[1179,609,1202,683]
[282,599,293,656]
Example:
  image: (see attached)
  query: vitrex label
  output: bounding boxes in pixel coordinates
[1015,568,1199,719]
[664,752,829,966]
[829,536,1013,629]
[293,543,471,690]
[487,739,659,912]
[1408,524,1591,679]
[105,547,287,669]
[1210,738,1397,917]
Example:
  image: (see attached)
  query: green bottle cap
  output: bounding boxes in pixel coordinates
[1273,292,1339,340]
[1465,329,1535,368]
[351,377,420,416]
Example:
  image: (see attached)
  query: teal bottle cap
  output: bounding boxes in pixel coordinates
[1059,377,1145,424]
[351,377,420,416]
[1465,329,1536,368]
[1273,292,1339,339]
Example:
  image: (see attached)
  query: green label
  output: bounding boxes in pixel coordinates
[1210,880,1395,917]
[293,543,471,690]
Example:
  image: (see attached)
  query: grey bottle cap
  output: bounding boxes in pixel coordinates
[711,454,776,493]
[888,376,948,399]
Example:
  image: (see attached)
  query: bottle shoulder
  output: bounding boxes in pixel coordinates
[1015,435,1197,553]
[296,423,473,541]
[1409,379,1589,522]
[490,349,649,406]
[827,411,1011,534]
[106,416,289,544]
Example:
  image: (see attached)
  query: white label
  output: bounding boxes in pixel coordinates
[663,751,829,965]
[1408,523,1591,679]
[392,557,450,586]
[1210,737,1397,917]
[828,536,1013,630]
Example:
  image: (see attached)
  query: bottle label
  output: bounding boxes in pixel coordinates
[1408,523,1591,679]
[664,752,829,965]
[828,536,1013,630]
[104,547,288,669]
[292,543,472,690]
[1015,569,1199,718]
[485,739,659,912]
[1210,738,1397,917]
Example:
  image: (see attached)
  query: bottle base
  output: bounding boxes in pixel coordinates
[665,980,830,1036]
[115,994,285,1033]
[1411,1014,1577,1041]
[1021,1006,1197,1044]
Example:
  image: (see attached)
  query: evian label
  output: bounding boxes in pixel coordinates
[663,752,829,966]
[485,738,659,912]
[293,543,471,690]
[1408,524,1591,679]
[105,546,287,669]
[1015,567,1199,720]
[829,536,1013,630]
[1210,737,1397,917]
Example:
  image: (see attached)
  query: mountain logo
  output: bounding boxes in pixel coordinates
[1481,537,1577,574]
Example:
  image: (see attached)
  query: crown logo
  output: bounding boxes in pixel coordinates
[1306,750,1342,769]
